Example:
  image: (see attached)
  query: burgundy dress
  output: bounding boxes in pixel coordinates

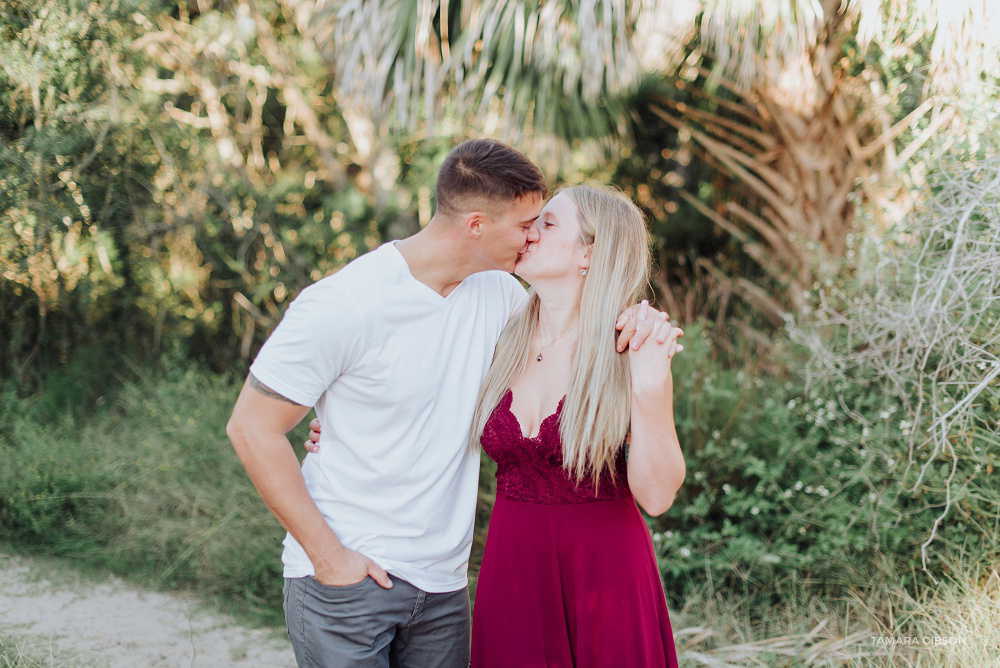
[471,390,679,668]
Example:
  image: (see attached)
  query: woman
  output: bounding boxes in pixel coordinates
[467,184,684,667]
[308,184,685,666]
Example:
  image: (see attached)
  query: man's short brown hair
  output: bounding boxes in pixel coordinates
[435,139,546,218]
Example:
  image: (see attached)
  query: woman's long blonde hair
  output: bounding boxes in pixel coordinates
[468,183,652,485]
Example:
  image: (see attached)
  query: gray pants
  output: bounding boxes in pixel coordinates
[283,573,471,667]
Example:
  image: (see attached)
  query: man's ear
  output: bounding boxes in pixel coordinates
[464,211,487,239]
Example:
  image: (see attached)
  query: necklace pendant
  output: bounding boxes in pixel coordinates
[536,353,543,362]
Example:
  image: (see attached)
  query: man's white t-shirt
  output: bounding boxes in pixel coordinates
[248,241,527,593]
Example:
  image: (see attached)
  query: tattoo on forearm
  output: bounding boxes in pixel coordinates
[249,373,303,406]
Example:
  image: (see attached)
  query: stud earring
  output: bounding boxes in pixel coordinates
[580,268,587,276]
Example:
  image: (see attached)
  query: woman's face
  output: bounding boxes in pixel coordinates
[513,192,590,282]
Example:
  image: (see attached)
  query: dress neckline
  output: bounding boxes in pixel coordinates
[502,388,566,441]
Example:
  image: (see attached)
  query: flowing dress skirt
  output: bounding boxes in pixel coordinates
[471,495,679,668]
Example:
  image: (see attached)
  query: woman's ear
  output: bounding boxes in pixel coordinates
[580,243,593,272]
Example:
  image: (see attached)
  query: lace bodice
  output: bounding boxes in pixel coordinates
[480,389,631,504]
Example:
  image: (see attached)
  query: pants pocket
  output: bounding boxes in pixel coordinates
[306,573,372,595]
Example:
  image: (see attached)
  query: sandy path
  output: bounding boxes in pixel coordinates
[0,552,295,667]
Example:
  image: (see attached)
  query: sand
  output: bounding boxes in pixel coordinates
[0,552,295,667]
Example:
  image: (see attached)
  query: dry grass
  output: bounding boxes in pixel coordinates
[666,554,999,667]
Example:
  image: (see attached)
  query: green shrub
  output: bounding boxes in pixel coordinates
[650,319,999,608]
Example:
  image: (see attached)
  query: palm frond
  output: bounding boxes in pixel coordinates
[698,0,1000,94]
[298,0,643,142]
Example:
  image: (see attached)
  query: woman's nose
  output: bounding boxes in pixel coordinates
[526,224,540,243]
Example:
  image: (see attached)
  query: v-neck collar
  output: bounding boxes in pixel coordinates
[386,241,467,305]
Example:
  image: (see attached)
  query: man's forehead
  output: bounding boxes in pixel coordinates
[454,191,542,217]
[509,192,544,217]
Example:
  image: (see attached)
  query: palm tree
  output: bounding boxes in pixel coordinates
[646,0,998,323]
[139,0,998,333]
[291,0,997,326]
[305,0,641,146]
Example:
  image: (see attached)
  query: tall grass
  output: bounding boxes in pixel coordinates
[0,359,304,626]
[0,638,36,668]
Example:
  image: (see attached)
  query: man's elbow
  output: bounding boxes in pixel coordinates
[226,414,251,456]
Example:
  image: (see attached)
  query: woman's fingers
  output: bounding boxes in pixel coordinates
[654,313,673,343]
[618,301,678,352]
[653,319,671,343]
[666,327,684,358]
[616,308,632,330]
[616,304,641,351]
[629,303,662,350]
[631,319,686,359]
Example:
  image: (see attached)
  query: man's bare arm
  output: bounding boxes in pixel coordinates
[226,373,392,587]
[248,374,303,405]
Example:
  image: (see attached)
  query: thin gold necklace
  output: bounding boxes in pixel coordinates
[535,323,579,362]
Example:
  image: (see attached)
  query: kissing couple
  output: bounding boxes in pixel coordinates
[227,139,686,667]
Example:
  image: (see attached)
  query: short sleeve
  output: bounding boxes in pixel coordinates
[248,282,365,407]
[498,272,529,321]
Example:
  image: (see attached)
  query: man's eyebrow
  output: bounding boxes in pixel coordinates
[519,215,540,225]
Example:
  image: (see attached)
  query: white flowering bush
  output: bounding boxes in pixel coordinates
[786,126,1000,581]
[650,134,999,603]
[651,318,996,610]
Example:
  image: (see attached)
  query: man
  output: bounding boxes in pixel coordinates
[226,139,663,667]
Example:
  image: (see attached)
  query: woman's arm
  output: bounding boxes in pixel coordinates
[627,390,686,516]
[626,309,686,516]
